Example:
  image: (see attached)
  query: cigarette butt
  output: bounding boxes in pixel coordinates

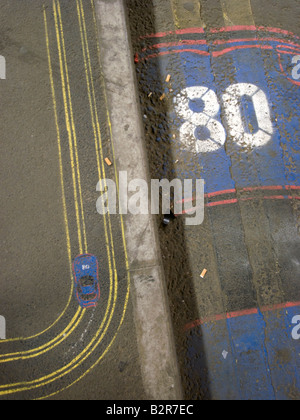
[200,269,207,279]
[105,157,112,166]
[160,93,166,101]
[165,74,171,83]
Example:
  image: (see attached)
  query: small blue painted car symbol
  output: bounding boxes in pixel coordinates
[72,254,100,308]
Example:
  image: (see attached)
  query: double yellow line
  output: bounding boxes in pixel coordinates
[0,0,86,363]
[0,0,130,398]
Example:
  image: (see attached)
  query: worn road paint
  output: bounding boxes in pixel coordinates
[136,25,300,399]
[138,25,300,194]
[221,0,255,26]
[0,0,132,400]
[187,304,300,400]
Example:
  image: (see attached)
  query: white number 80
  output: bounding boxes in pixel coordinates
[174,83,273,153]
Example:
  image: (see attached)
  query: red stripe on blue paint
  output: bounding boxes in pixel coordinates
[185,300,300,331]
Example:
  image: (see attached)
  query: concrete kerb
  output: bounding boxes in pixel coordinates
[94,0,183,400]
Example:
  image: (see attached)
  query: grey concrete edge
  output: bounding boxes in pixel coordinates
[94,0,183,400]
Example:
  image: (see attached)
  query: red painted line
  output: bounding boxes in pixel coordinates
[227,307,259,319]
[206,189,237,198]
[278,50,300,55]
[260,301,300,313]
[207,195,300,208]
[239,195,300,203]
[142,36,300,63]
[141,26,300,43]
[265,26,300,39]
[143,40,208,51]
[178,186,300,203]
[144,45,274,61]
[175,186,300,216]
[242,185,283,192]
[144,49,210,61]
[206,198,238,207]
[143,39,300,54]
[240,195,283,202]
[270,195,288,199]
[175,27,205,36]
[210,25,257,34]
[213,44,273,57]
[176,189,236,205]
[180,194,300,214]
[213,38,300,49]
[185,301,300,332]
[277,44,300,52]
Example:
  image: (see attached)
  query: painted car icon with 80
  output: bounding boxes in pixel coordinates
[72,254,100,308]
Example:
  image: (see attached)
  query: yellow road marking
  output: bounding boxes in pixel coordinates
[0,277,116,394]
[0,3,83,361]
[0,307,81,362]
[53,0,84,255]
[0,0,133,396]
[56,1,88,254]
[170,0,204,29]
[38,285,130,399]
[0,5,79,345]
[76,0,118,275]
[0,1,118,396]
[75,0,115,284]
[38,0,135,396]
[220,0,255,26]
[0,308,84,363]
[40,0,134,397]
[90,0,130,276]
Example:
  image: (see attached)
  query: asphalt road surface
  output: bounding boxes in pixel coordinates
[127,0,300,400]
[1,0,300,401]
[0,0,145,400]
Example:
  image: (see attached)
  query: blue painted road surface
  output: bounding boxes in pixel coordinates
[134,25,300,399]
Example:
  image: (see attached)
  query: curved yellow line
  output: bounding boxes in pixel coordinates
[0,307,83,363]
[0,8,75,346]
[0,270,117,394]
[39,271,130,400]
[0,0,129,396]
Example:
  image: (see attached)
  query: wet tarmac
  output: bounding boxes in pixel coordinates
[127,0,300,400]
[0,0,145,400]
[0,0,299,400]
